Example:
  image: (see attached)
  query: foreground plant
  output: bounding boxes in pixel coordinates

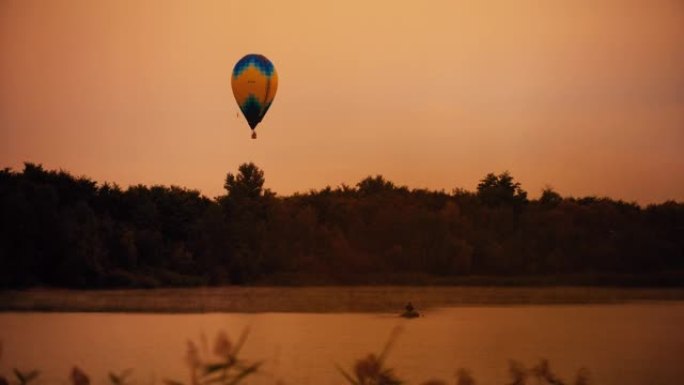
[528,359,590,385]
[337,327,404,385]
[0,343,40,385]
[165,329,262,385]
[1,334,592,385]
[1,370,40,385]
[336,329,590,385]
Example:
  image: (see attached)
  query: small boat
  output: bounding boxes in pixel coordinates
[400,302,420,318]
[400,309,420,318]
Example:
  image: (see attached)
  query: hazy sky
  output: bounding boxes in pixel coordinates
[1,0,683,203]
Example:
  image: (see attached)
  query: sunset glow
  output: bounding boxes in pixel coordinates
[1,0,683,203]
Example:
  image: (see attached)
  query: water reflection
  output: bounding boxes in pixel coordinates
[1,304,683,385]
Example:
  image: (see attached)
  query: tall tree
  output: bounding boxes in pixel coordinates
[477,171,528,207]
[220,163,271,283]
[224,162,266,201]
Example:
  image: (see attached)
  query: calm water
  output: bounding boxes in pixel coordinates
[1,304,684,385]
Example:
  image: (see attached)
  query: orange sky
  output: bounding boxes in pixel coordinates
[1,0,683,204]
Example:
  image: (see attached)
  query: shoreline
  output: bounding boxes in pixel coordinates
[2,286,684,313]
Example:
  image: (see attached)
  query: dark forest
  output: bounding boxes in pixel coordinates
[1,163,682,288]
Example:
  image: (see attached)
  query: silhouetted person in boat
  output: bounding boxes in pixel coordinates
[401,302,420,318]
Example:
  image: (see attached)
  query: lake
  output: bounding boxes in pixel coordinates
[1,300,684,385]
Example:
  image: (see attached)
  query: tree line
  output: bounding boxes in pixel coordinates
[1,162,682,288]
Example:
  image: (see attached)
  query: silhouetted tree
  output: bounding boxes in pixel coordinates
[539,186,562,207]
[357,175,398,196]
[224,162,266,201]
[477,171,528,207]
[220,163,274,283]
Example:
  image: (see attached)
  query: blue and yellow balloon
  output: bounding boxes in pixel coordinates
[231,54,278,139]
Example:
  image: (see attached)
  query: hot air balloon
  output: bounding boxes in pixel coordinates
[231,54,278,139]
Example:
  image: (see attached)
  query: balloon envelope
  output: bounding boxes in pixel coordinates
[231,54,278,130]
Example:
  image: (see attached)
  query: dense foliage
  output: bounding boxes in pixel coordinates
[1,163,682,288]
